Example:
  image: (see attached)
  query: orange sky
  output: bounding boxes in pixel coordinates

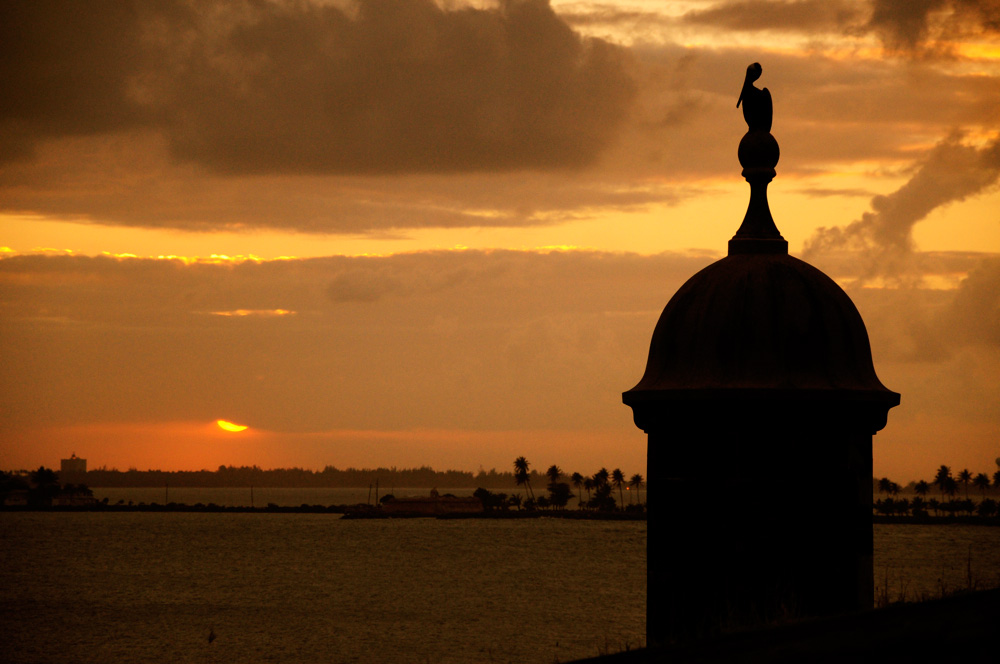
[2,0,999,484]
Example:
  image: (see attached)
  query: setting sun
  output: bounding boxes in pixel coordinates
[216,419,249,433]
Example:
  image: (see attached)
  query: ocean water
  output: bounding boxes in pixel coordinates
[1,512,998,664]
[872,522,1000,601]
[0,513,646,664]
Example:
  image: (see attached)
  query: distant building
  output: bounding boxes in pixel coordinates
[60,453,87,484]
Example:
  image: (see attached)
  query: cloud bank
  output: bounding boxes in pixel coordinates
[0,249,711,435]
[2,0,998,235]
[804,133,1000,282]
[867,0,1000,52]
[677,0,1000,53]
[2,247,998,477]
[1,0,634,175]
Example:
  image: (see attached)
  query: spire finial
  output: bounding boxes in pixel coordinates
[730,63,787,255]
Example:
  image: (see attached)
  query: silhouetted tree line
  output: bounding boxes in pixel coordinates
[474,458,645,513]
[0,468,94,507]
[873,465,1000,520]
[6,464,553,489]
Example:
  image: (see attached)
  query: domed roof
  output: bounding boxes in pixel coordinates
[624,102,898,411]
[625,251,897,399]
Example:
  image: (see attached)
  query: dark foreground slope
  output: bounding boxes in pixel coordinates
[571,588,1000,663]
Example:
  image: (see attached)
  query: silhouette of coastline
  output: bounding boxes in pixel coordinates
[4,463,998,523]
[4,464,623,490]
[0,500,648,519]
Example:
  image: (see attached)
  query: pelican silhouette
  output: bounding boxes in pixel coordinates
[737,62,772,132]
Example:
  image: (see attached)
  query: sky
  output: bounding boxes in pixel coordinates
[1,0,998,483]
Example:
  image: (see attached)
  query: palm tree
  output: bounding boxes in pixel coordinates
[594,468,609,489]
[958,469,972,498]
[589,468,615,511]
[914,480,930,498]
[629,473,644,506]
[28,466,60,506]
[513,457,534,500]
[570,472,584,507]
[973,473,990,499]
[29,466,59,488]
[877,477,892,496]
[546,465,562,485]
[544,465,567,510]
[944,476,958,498]
[583,477,594,507]
[934,465,952,500]
[993,469,1000,488]
[611,469,626,510]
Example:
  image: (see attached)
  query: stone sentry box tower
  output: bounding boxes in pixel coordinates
[623,64,900,646]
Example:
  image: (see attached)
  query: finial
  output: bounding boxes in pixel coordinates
[730,63,786,255]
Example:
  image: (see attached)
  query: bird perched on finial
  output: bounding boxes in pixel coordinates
[737,63,772,132]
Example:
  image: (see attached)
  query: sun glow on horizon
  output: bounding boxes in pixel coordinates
[209,309,296,317]
[216,419,249,433]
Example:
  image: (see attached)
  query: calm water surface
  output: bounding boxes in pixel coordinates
[873,522,1000,601]
[1,513,645,664]
[2,513,998,664]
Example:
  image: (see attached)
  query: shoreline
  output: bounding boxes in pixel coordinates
[5,505,1000,525]
[0,503,648,519]
[872,514,1000,526]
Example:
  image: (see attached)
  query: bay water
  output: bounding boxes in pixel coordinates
[1,512,645,664]
[1,507,998,663]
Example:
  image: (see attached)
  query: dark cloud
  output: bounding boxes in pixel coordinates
[803,132,1000,282]
[0,0,634,174]
[866,0,1000,52]
[774,56,1000,127]
[680,0,866,33]
[0,140,684,232]
[0,1,157,159]
[671,0,1000,55]
[604,45,1000,180]
[2,2,997,234]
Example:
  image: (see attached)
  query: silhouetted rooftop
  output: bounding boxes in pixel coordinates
[626,252,895,399]
[624,66,899,414]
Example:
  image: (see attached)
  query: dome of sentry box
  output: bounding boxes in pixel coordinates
[623,66,899,429]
